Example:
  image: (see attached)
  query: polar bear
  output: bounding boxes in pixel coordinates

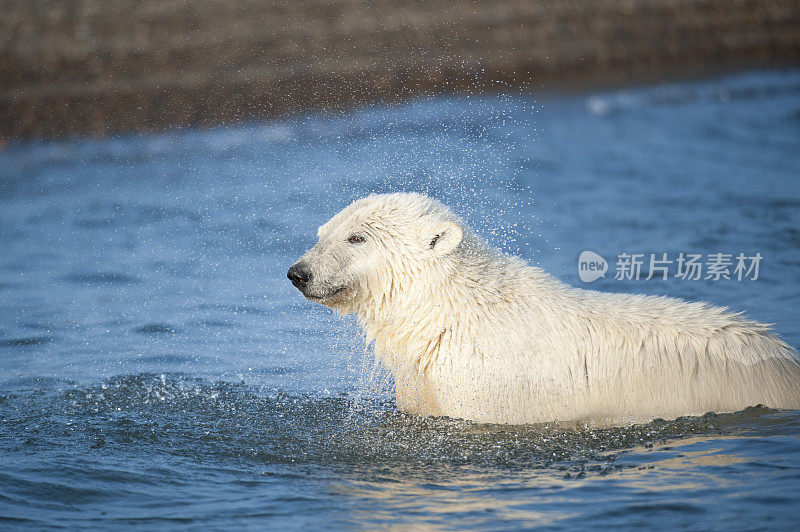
[288,193,800,425]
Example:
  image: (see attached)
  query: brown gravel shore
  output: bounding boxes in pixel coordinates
[1,0,799,140]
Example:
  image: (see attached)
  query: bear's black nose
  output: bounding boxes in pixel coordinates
[287,263,312,289]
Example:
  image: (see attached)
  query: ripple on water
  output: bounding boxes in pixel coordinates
[1,374,799,529]
[62,272,141,285]
[134,323,183,335]
[0,373,784,476]
[0,336,54,347]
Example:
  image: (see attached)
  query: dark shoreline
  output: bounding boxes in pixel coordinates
[2,0,799,141]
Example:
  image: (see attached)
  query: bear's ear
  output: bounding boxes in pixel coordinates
[428,221,463,255]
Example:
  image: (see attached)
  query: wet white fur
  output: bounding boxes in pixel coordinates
[292,193,800,425]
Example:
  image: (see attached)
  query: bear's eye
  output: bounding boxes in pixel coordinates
[347,234,366,244]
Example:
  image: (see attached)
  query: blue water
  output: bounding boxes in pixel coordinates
[2,69,800,529]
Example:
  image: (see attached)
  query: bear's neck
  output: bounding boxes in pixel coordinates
[355,234,539,375]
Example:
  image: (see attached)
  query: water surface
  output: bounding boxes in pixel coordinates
[2,69,800,529]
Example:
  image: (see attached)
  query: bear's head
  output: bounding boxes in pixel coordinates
[288,193,463,313]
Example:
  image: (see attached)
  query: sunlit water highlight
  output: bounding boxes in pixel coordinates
[2,69,800,529]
